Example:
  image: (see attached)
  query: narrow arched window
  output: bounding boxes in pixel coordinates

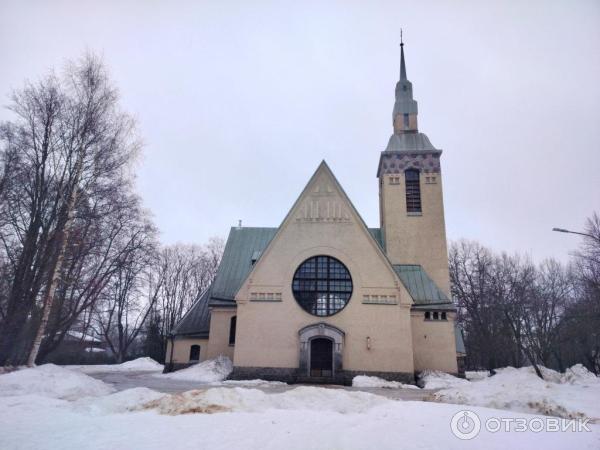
[405,169,422,213]
[425,311,431,320]
[229,316,237,345]
[433,312,439,320]
[189,345,200,362]
[441,312,447,320]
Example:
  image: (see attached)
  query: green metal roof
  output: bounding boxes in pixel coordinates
[172,228,278,336]
[171,287,212,337]
[393,264,453,306]
[368,228,384,250]
[211,227,278,302]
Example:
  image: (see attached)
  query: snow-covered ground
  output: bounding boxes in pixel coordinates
[0,362,598,449]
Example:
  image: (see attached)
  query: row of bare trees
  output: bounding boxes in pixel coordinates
[0,54,223,366]
[451,213,600,375]
[97,241,223,363]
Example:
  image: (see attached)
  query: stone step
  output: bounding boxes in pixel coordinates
[295,376,346,385]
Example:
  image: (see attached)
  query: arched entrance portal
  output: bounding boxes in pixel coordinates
[310,338,333,377]
[299,322,344,378]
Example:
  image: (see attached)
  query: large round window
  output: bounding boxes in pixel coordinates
[292,255,353,316]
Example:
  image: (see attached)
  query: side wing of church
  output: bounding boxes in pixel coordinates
[165,41,465,383]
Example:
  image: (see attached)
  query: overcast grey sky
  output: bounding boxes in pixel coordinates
[1,0,599,262]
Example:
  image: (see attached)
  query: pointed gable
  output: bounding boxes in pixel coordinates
[235,161,404,303]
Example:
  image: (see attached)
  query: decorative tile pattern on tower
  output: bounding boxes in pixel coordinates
[379,151,442,175]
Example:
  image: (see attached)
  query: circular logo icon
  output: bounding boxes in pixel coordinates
[450,410,481,440]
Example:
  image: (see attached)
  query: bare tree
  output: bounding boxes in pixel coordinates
[450,240,573,378]
[96,223,160,363]
[450,240,519,370]
[524,259,570,369]
[561,212,600,373]
[0,53,141,365]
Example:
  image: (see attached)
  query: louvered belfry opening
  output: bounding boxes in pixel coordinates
[405,169,422,213]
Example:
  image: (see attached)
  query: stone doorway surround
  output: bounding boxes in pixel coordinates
[298,322,344,377]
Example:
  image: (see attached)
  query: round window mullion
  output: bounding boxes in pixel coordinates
[292,255,352,317]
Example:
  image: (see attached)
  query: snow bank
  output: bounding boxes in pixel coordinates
[117,357,164,371]
[431,365,600,421]
[146,386,390,415]
[68,357,163,374]
[562,364,600,386]
[159,356,232,382]
[0,364,114,400]
[418,370,469,390]
[222,379,287,386]
[465,370,490,381]
[74,387,166,415]
[352,375,419,389]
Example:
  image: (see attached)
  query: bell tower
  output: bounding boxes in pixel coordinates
[378,37,450,296]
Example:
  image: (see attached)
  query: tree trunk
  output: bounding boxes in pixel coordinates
[26,152,84,366]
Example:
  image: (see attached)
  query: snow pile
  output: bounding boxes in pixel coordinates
[431,365,600,421]
[69,357,163,374]
[0,364,114,400]
[418,370,469,389]
[465,370,490,381]
[117,357,164,371]
[146,386,390,415]
[222,379,287,386]
[160,356,232,382]
[561,364,600,386]
[74,388,166,415]
[352,375,419,389]
[496,365,597,386]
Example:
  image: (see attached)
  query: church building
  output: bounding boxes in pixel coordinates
[166,41,465,384]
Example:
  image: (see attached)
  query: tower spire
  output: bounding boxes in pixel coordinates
[391,32,419,135]
[400,29,407,80]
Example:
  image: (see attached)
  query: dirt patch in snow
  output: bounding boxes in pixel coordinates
[142,385,392,416]
[74,387,167,415]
